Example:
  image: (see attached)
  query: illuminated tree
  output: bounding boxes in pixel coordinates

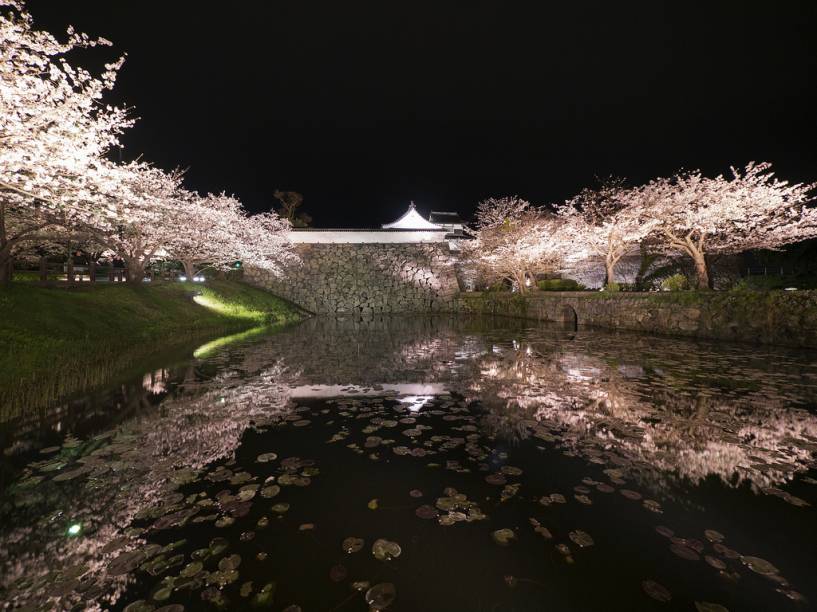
[465,197,548,293]
[642,162,817,289]
[466,196,589,292]
[165,192,294,280]
[79,162,184,283]
[560,178,659,286]
[164,192,246,279]
[0,1,130,282]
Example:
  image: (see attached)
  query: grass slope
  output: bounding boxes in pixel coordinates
[0,280,301,420]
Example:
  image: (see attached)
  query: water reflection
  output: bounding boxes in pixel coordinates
[1,316,816,610]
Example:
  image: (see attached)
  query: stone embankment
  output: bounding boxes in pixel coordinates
[452,290,817,348]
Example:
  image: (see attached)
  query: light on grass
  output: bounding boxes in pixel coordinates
[178,275,187,282]
[67,523,81,536]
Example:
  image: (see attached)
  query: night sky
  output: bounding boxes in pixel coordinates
[26,1,817,228]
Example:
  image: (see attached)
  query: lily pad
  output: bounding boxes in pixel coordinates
[329,564,348,582]
[694,603,729,612]
[704,529,725,543]
[415,505,439,520]
[342,537,365,553]
[569,530,594,548]
[741,556,780,576]
[642,579,672,602]
[492,528,516,546]
[372,538,402,561]
[670,544,700,561]
[365,582,396,610]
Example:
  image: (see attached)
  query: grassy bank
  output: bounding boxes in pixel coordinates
[0,280,302,420]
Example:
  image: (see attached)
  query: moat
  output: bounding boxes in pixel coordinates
[2,316,817,611]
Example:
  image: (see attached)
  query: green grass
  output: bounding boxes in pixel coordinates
[0,280,302,421]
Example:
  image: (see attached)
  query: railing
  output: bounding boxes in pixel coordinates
[13,258,178,283]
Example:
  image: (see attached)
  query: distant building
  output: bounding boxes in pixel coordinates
[289,201,469,245]
[428,211,466,236]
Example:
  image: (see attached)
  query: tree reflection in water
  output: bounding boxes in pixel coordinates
[1,315,816,610]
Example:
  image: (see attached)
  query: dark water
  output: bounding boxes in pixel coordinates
[2,316,817,612]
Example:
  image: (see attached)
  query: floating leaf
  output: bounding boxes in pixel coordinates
[329,564,347,582]
[704,555,726,570]
[365,582,396,610]
[342,537,365,553]
[670,544,700,561]
[569,530,594,548]
[261,485,281,499]
[704,529,725,543]
[415,505,439,520]
[256,453,278,463]
[271,503,289,514]
[741,556,779,576]
[694,603,729,612]
[372,538,402,561]
[500,466,523,476]
[209,537,228,555]
[219,554,241,571]
[180,561,203,578]
[492,528,516,546]
[368,498,379,510]
[409,489,424,498]
[642,579,672,602]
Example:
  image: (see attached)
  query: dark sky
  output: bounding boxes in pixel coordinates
[27,1,817,227]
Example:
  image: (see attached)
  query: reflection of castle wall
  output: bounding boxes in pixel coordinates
[453,290,817,348]
[245,243,461,314]
[249,316,491,386]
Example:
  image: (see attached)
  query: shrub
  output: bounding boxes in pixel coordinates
[602,282,621,292]
[486,281,511,292]
[661,273,689,291]
[536,278,586,291]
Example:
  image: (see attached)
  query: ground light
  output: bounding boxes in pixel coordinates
[67,523,81,536]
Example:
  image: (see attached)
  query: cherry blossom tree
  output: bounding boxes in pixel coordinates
[0,1,130,282]
[163,192,245,279]
[233,210,296,276]
[76,162,184,283]
[164,193,294,280]
[642,162,817,289]
[466,196,580,293]
[559,178,659,287]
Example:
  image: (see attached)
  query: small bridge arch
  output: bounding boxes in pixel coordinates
[559,304,578,331]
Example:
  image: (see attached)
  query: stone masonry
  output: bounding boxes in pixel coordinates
[244,243,461,314]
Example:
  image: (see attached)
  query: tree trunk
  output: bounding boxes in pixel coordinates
[66,253,75,284]
[692,251,710,290]
[127,260,144,284]
[605,257,616,286]
[182,260,195,280]
[0,255,10,285]
[89,259,96,283]
[515,271,527,294]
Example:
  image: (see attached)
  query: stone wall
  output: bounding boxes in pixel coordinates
[452,290,817,348]
[244,243,461,314]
